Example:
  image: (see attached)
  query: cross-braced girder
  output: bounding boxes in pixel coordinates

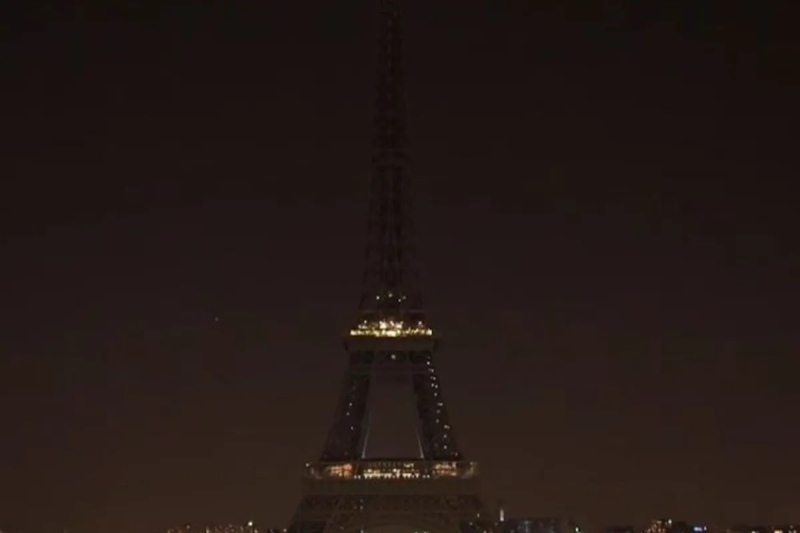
[319,347,463,463]
[291,491,493,533]
[359,0,422,324]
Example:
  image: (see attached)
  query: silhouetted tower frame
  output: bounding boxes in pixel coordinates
[289,2,493,532]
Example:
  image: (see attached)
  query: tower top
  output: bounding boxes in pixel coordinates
[352,0,430,338]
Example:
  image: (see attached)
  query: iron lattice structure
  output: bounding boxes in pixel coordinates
[289,2,493,533]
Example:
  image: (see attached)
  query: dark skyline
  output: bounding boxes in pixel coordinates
[1,2,798,533]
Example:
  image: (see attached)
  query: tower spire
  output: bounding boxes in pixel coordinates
[357,0,424,326]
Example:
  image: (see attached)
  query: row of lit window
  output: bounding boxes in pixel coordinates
[349,319,433,337]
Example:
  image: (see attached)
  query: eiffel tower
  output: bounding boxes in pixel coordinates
[288,2,493,533]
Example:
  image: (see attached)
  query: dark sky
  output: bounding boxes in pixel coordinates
[1,1,798,533]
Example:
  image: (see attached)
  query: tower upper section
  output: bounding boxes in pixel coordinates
[354,0,430,338]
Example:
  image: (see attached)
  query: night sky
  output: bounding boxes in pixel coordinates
[2,2,798,533]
